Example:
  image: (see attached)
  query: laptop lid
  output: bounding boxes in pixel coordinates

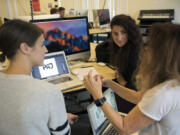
[87,88,118,135]
[32,51,70,80]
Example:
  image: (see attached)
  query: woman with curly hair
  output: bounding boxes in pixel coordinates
[96,14,143,113]
[85,22,180,135]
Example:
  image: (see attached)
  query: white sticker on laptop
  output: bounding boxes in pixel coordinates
[39,58,58,78]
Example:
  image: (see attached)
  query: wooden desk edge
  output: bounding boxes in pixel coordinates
[62,62,115,93]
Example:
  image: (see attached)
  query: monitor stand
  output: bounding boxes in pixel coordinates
[67,51,90,68]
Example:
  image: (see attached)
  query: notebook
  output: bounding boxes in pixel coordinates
[31,51,83,91]
[87,88,125,135]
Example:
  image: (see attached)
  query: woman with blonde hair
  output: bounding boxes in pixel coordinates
[84,22,180,135]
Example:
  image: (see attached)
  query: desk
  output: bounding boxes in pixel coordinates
[89,28,111,34]
[62,42,115,93]
[62,62,115,94]
[0,45,115,94]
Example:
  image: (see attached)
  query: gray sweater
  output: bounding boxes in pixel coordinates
[0,72,70,135]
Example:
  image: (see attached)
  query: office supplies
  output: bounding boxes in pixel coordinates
[71,67,98,80]
[87,88,123,135]
[31,51,83,91]
[97,62,106,67]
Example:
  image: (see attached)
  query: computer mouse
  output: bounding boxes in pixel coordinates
[97,62,106,67]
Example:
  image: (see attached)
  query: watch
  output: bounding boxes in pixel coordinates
[94,97,106,107]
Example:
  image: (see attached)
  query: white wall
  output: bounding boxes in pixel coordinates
[0,0,12,20]
[0,0,58,19]
[0,0,180,23]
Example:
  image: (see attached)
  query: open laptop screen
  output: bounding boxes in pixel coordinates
[32,52,69,80]
[87,88,118,134]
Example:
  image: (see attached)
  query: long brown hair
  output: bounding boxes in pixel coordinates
[110,14,143,74]
[136,23,180,91]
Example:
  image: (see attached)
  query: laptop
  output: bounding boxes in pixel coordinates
[31,51,83,91]
[87,88,126,135]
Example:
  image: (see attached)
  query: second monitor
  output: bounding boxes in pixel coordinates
[31,16,90,61]
[97,9,110,26]
[93,9,110,28]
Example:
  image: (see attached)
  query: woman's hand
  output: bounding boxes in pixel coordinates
[115,70,126,86]
[94,74,111,88]
[83,70,103,100]
[67,113,78,125]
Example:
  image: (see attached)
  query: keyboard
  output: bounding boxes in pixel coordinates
[48,76,72,84]
[103,125,119,135]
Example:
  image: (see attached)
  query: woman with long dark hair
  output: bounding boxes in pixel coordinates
[96,14,143,113]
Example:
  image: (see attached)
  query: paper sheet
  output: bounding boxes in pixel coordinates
[71,67,98,80]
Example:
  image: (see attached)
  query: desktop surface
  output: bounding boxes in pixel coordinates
[62,62,115,93]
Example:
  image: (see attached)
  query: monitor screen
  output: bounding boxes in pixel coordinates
[31,17,90,60]
[32,52,69,80]
[97,9,110,25]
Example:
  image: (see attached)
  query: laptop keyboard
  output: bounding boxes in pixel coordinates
[48,76,72,84]
[103,125,119,135]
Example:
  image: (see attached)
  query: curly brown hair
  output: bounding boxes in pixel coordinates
[136,22,180,91]
[110,14,143,74]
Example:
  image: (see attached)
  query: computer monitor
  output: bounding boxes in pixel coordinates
[97,9,110,28]
[76,9,88,17]
[15,14,60,22]
[31,17,90,61]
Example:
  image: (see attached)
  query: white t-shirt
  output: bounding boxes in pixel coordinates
[138,80,180,135]
[0,72,70,135]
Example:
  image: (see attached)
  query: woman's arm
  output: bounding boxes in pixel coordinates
[105,80,144,104]
[101,102,154,134]
[84,72,154,134]
[115,70,127,86]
